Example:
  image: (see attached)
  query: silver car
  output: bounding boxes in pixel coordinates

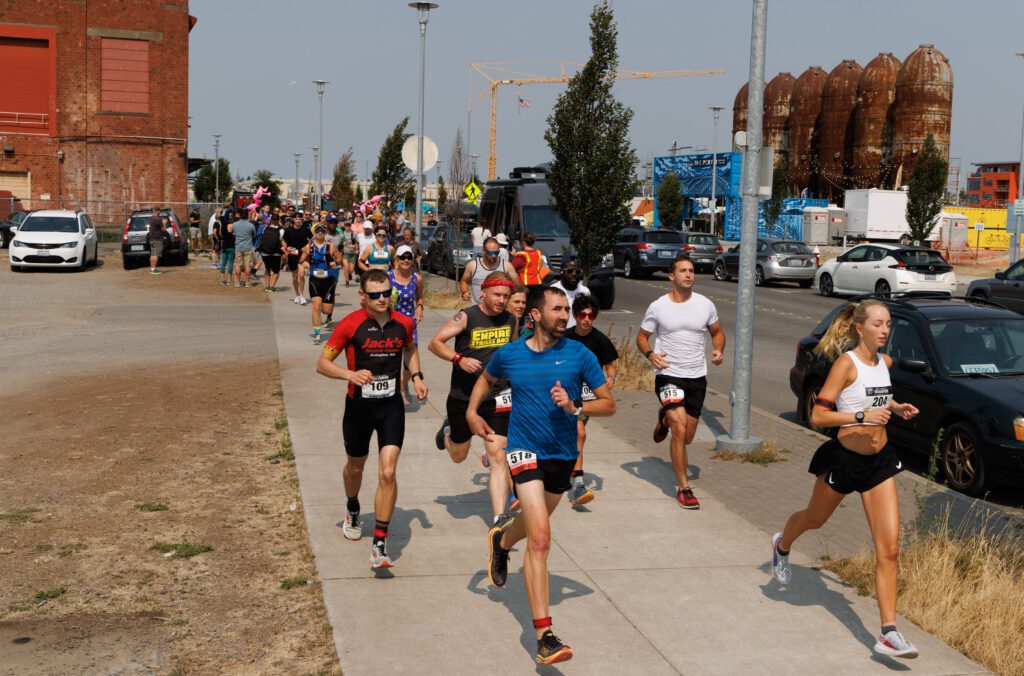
[713,237,816,288]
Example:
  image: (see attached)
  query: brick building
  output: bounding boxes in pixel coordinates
[0,1,194,224]
[965,161,1020,208]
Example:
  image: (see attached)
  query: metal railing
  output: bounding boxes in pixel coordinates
[0,111,49,129]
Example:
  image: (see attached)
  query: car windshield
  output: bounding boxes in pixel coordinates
[446,228,473,248]
[20,216,79,233]
[928,318,1024,375]
[647,231,682,244]
[522,206,570,238]
[772,241,811,255]
[688,234,719,246]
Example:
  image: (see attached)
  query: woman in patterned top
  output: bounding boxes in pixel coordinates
[388,244,424,405]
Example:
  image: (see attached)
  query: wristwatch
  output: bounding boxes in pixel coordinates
[572,397,584,417]
[410,371,424,381]
[855,411,865,424]
[644,350,654,359]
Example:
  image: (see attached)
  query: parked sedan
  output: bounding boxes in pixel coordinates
[679,231,724,272]
[816,244,956,298]
[967,259,1024,314]
[713,237,816,287]
[9,209,99,271]
[790,295,1024,496]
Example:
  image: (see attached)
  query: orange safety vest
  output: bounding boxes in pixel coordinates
[515,249,546,285]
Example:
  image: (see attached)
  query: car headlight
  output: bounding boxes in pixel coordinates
[601,253,613,268]
[60,241,80,248]
[11,239,25,247]
[1014,417,1024,442]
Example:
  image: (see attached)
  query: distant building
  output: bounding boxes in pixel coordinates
[966,161,1020,208]
[0,1,195,224]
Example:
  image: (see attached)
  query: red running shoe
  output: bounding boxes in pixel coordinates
[653,416,669,444]
[677,487,700,510]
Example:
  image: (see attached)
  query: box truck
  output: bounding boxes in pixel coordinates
[843,188,939,244]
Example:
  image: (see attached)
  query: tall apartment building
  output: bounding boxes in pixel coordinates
[966,161,1020,208]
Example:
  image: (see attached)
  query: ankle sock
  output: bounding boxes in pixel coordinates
[346,497,359,514]
[776,543,790,557]
[373,519,390,546]
[881,624,897,635]
[313,325,321,339]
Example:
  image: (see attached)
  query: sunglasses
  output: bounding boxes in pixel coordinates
[397,254,414,261]
[575,310,596,319]
[365,289,392,300]
[485,249,499,257]
[375,232,387,237]
[564,268,582,276]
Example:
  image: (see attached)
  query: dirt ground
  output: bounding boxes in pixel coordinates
[0,252,340,675]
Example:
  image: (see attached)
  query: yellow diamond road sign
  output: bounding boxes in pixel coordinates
[464,181,481,203]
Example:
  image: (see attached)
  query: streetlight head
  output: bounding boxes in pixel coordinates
[709,105,725,111]
[409,2,439,10]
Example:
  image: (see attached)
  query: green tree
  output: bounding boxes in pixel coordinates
[906,134,948,244]
[193,158,234,204]
[436,176,448,215]
[544,2,639,274]
[250,169,282,209]
[655,172,684,229]
[369,117,414,215]
[355,183,365,202]
[403,183,416,217]
[764,158,789,228]
[329,148,358,211]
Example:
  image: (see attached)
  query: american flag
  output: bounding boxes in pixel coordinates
[518,96,531,109]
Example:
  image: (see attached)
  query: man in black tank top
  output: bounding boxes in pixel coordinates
[428,271,519,528]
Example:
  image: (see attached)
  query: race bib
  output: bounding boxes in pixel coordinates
[494,387,512,413]
[506,449,538,476]
[313,269,328,279]
[361,375,396,399]
[864,385,892,411]
[581,383,596,402]
[657,383,685,406]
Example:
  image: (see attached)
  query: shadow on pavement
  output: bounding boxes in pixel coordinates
[335,506,434,565]
[701,408,729,438]
[621,456,701,498]
[435,473,493,528]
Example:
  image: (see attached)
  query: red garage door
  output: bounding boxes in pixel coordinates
[0,37,50,134]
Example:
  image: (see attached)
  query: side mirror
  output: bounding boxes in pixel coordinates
[899,357,935,381]
[995,271,1006,280]
[729,246,737,253]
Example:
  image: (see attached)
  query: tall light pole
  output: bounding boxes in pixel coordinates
[312,79,329,210]
[293,153,301,200]
[1014,53,1024,264]
[311,146,320,211]
[709,106,725,235]
[470,153,479,180]
[409,2,438,241]
[213,134,221,206]
[716,0,767,456]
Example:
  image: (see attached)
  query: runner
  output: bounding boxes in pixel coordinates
[315,269,426,569]
[342,219,359,286]
[257,214,285,292]
[636,254,725,510]
[358,225,394,272]
[507,286,527,323]
[428,272,518,527]
[771,300,920,658]
[282,216,311,304]
[300,224,342,345]
[547,255,589,330]
[468,286,614,665]
[563,293,618,507]
[388,245,424,405]
[460,237,519,303]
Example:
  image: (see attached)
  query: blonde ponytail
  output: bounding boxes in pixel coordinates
[815,300,887,361]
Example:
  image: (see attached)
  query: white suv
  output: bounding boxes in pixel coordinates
[816,243,956,298]
[9,210,99,272]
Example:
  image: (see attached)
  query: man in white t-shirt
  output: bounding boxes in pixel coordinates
[470,224,491,256]
[637,254,725,510]
[548,255,590,329]
[355,222,376,260]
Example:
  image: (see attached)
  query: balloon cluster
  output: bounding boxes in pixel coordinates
[354,194,383,216]
[246,186,272,211]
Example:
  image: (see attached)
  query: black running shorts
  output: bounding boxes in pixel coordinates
[262,254,282,274]
[654,375,707,420]
[309,274,337,304]
[287,254,301,272]
[342,394,405,457]
[446,396,509,445]
[808,438,903,494]
[509,452,575,495]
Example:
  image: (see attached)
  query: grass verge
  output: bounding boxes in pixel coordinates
[151,541,214,559]
[608,325,655,392]
[422,277,467,310]
[134,502,169,512]
[712,439,788,466]
[280,575,309,590]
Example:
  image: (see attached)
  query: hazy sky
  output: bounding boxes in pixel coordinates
[187,0,1024,189]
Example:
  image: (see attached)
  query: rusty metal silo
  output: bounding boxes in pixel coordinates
[762,72,796,156]
[819,60,863,198]
[852,52,901,188]
[732,82,749,139]
[786,66,827,195]
[891,44,953,183]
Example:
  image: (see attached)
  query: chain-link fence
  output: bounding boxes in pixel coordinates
[1,196,223,239]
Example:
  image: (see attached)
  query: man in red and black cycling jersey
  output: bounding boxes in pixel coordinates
[316,269,429,569]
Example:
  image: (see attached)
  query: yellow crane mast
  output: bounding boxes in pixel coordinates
[469,61,724,180]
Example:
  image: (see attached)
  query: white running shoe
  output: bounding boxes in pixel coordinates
[771,532,791,584]
[299,297,309,306]
[874,630,919,659]
[370,541,392,569]
[293,295,301,304]
[342,512,361,541]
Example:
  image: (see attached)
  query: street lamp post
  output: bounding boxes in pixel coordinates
[409,2,439,241]
[470,153,479,180]
[1014,53,1024,264]
[213,134,221,206]
[293,153,301,201]
[709,106,725,235]
[312,80,329,210]
[311,146,320,211]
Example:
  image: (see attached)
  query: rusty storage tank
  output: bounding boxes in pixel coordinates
[851,52,902,188]
[818,60,863,198]
[762,72,796,155]
[732,82,749,139]
[786,66,828,195]
[891,44,953,183]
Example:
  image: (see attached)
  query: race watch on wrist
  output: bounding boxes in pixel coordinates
[572,398,584,417]
[644,350,654,359]
[855,411,865,424]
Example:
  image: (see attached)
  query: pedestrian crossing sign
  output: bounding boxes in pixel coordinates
[464,181,481,204]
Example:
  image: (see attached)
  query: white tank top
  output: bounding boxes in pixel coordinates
[836,350,893,427]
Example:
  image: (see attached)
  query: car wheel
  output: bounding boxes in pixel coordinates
[78,247,88,271]
[714,261,730,281]
[798,279,814,289]
[800,380,833,436]
[754,266,765,287]
[623,257,635,279]
[874,279,891,298]
[596,287,615,310]
[969,289,987,302]
[123,256,135,270]
[819,273,834,297]
[941,422,987,496]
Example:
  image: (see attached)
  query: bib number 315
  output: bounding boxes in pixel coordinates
[506,449,538,476]
[657,384,684,406]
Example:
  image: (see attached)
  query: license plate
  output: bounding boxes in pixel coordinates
[659,250,674,259]
[696,257,711,263]
[925,274,936,281]
[131,244,143,251]
[788,258,808,266]
[36,250,50,256]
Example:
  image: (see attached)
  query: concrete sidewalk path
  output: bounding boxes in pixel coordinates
[271,282,984,675]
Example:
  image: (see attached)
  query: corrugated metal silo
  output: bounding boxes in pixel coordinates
[763,72,796,155]
[786,66,827,195]
[732,82,749,139]
[852,52,901,188]
[819,59,863,198]
[891,44,953,183]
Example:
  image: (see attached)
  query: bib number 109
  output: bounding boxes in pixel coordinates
[506,449,538,476]
[362,375,396,399]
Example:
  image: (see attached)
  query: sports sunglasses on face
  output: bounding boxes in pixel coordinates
[575,310,596,319]
[365,289,393,300]
[397,254,414,261]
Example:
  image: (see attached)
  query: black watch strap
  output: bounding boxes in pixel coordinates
[855,410,865,423]
[411,371,424,381]
[644,349,653,359]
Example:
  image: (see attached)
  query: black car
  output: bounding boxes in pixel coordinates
[121,208,190,269]
[425,221,474,279]
[790,295,1024,496]
[0,210,30,248]
[967,259,1024,314]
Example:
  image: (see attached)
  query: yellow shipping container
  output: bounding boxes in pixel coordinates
[946,206,1009,250]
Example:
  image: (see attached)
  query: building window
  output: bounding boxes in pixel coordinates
[983,193,992,201]
[101,38,149,113]
[983,179,993,187]
[967,179,980,191]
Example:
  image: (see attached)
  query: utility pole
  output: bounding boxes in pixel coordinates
[709,106,725,235]
[311,146,320,211]
[293,153,301,200]
[312,79,329,210]
[213,134,221,206]
[409,2,438,242]
[470,153,479,180]
[716,0,767,455]
[1014,53,1024,264]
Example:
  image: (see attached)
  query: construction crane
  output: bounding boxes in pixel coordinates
[469,61,724,180]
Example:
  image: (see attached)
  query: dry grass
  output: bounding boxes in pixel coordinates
[712,439,789,465]
[609,326,655,392]
[422,277,467,310]
[821,519,1024,675]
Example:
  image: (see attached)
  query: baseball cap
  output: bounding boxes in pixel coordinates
[396,244,414,257]
[313,224,327,234]
[495,233,509,246]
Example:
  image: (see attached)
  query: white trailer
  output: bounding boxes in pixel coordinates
[843,188,939,244]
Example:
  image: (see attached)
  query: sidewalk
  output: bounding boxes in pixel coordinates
[271,282,985,675]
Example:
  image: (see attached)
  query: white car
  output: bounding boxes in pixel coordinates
[815,243,956,298]
[9,209,99,272]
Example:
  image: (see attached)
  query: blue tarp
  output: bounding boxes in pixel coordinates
[723,197,828,240]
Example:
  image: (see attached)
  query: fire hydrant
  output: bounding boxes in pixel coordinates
[813,245,821,268]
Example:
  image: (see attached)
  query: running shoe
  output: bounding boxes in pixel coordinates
[493,511,515,532]
[370,541,392,569]
[343,512,361,541]
[568,482,594,507]
[536,630,572,665]
[677,487,700,510]
[874,630,919,659]
[210,262,219,269]
[481,451,490,468]
[218,280,229,286]
[771,532,791,584]
[313,336,322,346]
[149,268,163,275]
[299,297,309,305]
[487,525,509,587]
[434,418,450,451]
[653,415,669,443]
[293,295,301,304]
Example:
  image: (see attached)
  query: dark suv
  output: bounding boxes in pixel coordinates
[613,227,722,277]
[121,208,189,269]
[790,294,1024,496]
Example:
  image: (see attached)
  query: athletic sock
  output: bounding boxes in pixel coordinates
[776,543,790,557]
[346,497,359,514]
[881,624,897,636]
[373,519,390,546]
[571,470,584,485]
[313,325,321,340]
